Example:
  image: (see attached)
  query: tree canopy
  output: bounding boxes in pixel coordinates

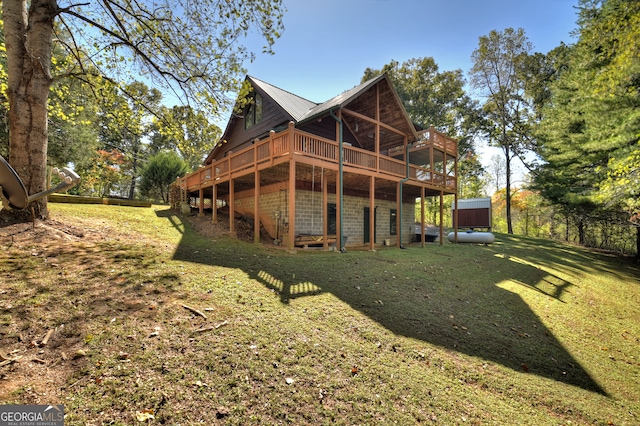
[1,0,283,218]
[534,0,640,225]
[150,105,221,171]
[470,27,534,234]
[140,151,188,203]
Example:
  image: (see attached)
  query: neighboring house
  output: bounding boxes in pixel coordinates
[172,74,458,251]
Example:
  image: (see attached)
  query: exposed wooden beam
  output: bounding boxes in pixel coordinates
[342,108,406,137]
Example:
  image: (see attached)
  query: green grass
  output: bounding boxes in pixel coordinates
[1,203,638,425]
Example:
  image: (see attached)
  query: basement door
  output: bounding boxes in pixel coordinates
[364,206,377,244]
[327,203,336,235]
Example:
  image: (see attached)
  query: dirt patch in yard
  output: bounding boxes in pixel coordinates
[0,208,272,406]
[0,215,151,403]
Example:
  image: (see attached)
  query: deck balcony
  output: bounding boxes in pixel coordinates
[175,123,457,198]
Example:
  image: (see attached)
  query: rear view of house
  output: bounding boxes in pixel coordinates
[171,74,458,251]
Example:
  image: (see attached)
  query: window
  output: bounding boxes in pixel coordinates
[390,209,397,235]
[244,93,263,130]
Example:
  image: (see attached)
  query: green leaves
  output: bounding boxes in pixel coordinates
[150,105,221,171]
[140,151,188,203]
[54,0,284,116]
[534,0,640,223]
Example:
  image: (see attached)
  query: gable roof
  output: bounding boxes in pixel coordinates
[248,76,317,122]
[206,73,418,164]
[298,74,387,124]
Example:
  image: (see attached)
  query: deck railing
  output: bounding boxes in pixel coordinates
[175,125,457,194]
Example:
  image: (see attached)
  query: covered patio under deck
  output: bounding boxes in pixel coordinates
[173,122,458,251]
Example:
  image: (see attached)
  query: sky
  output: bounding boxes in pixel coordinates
[241,0,579,104]
[235,0,579,187]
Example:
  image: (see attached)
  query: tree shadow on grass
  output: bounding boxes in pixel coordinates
[159,210,618,395]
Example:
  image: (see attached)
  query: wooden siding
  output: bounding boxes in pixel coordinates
[214,94,291,162]
[298,117,360,147]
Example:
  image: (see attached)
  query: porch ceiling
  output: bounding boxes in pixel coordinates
[341,78,416,152]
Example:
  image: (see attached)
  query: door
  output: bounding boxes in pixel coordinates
[327,203,336,235]
[364,206,377,243]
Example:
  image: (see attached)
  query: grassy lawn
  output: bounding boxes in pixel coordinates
[1,203,638,425]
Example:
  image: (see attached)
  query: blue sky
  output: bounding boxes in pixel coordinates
[237,0,579,187]
[243,0,579,103]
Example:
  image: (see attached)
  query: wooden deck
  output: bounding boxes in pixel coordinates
[176,123,457,195]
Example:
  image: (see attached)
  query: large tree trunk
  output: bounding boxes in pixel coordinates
[3,0,57,219]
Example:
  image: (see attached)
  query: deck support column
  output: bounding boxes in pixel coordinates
[322,169,329,250]
[336,171,341,250]
[369,176,375,251]
[439,190,444,246]
[396,182,401,248]
[254,170,261,243]
[212,182,218,223]
[287,160,296,251]
[229,179,235,236]
[198,188,204,216]
[420,187,426,247]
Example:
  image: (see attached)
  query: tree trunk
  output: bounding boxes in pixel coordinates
[578,218,585,246]
[504,144,513,234]
[3,0,57,220]
[129,154,138,200]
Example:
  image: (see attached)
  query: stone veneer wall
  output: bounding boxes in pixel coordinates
[233,189,415,246]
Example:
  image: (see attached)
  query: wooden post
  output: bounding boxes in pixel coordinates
[421,187,425,247]
[198,188,204,216]
[287,160,296,251]
[439,191,444,246]
[254,170,261,243]
[212,182,218,223]
[429,126,435,185]
[369,176,375,250]
[288,121,295,157]
[335,170,341,250]
[396,182,401,248]
[269,130,275,164]
[229,179,235,236]
[322,168,329,250]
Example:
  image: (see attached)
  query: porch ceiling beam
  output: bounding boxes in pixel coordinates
[341,108,406,138]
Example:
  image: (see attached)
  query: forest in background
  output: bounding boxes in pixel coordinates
[1,0,637,257]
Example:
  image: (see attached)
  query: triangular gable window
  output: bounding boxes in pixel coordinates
[245,93,263,130]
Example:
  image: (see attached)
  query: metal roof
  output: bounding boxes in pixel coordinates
[248,76,318,122]
[452,198,492,209]
[248,74,388,124]
[298,74,387,123]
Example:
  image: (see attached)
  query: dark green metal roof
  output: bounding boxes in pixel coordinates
[248,76,318,122]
